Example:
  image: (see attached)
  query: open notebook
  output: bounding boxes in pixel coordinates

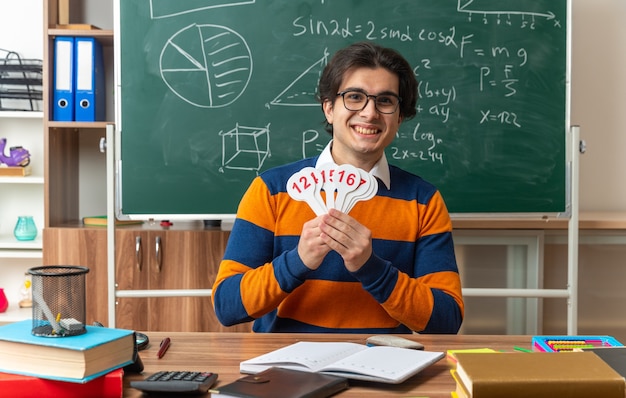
[240,341,444,384]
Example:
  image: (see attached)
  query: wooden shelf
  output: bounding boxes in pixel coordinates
[0,305,31,324]
[0,235,42,254]
[0,111,43,119]
[0,176,44,184]
[47,28,113,46]
[47,121,112,129]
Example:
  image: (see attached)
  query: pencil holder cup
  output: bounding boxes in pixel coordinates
[28,266,90,337]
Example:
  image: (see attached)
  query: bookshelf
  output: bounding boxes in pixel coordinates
[41,0,112,325]
[0,1,44,323]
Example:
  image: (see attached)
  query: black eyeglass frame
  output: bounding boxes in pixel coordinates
[336,90,402,114]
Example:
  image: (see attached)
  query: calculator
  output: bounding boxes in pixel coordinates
[130,370,218,394]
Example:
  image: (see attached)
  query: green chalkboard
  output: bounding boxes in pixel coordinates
[117,0,569,218]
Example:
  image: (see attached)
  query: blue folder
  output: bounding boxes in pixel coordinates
[74,37,105,122]
[52,36,75,121]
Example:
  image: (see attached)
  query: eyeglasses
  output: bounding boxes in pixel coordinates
[336,90,401,114]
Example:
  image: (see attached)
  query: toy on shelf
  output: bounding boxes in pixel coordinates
[0,137,30,167]
[0,137,31,176]
[18,272,32,308]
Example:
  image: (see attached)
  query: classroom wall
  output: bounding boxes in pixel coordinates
[573,0,626,211]
[68,0,626,215]
[4,1,626,336]
[459,0,626,340]
[82,1,626,340]
[0,0,44,315]
[552,0,626,340]
[77,0,626,214]
[0,0,42,60]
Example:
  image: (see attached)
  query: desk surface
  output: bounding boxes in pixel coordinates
[124,332,530,398]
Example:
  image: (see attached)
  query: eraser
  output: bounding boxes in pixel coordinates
[60,318,83,331]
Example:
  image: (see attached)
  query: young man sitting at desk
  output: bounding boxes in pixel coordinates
[212,42,464,334]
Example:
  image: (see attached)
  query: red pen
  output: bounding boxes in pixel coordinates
[157,337,171,359]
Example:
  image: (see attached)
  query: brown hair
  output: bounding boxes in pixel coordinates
[317,42,418,134]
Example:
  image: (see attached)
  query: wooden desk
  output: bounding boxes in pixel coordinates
[124,332,529,398]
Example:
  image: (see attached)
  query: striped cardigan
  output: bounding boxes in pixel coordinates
[212,157,464,333]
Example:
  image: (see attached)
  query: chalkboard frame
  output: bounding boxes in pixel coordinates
[114,0,572,221]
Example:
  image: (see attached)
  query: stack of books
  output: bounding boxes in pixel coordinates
[450,351,625,398]
[0,319,135,398]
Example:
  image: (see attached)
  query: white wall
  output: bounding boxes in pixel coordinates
[0,0,44,313]
[74,1,626,340]
[3,1,626,335]
[70,1,626,214]
[572,0,626,210]
[0,0,43,59]
[460,0,626,341]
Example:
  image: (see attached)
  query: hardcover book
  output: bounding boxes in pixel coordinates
[240,341,444,384]
[0,368,123,398]
[0,320,134,383]
[82,215,143,227]
[0,164,32,176]
[579,346,626,378]
[453,351,626,398]
[210,367,349,398]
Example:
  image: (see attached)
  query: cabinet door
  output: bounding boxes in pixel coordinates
[42,228,108,325]
[148,230,251,332]
[115,229,251,332]
[145,230,206,331]
[115,229,149,330]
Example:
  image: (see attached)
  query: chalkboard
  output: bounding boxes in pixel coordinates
[117,0,569,218]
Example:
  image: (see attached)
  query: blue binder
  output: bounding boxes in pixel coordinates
[52,36,75,121]
[74,37,105,122]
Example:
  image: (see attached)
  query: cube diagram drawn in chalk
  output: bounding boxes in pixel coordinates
[220,123,270,172]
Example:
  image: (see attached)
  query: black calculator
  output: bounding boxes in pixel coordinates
[130,370,218,394]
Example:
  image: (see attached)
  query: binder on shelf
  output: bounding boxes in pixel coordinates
[52,36,75,121]
[74,37,105,122]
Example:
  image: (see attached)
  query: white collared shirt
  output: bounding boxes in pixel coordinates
[314,140,391,189]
